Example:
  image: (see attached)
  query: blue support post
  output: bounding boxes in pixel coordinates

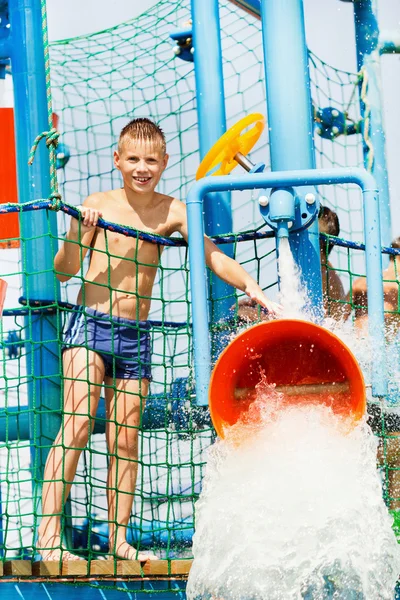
[191,0,234,323]
[186,167,386,406]
[353,0,392,249]
[8,0,61,509]
[259,0,323,317]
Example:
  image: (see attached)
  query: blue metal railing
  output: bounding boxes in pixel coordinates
[186,167,386,406]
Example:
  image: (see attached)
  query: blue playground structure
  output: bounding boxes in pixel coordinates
[0,0,400,598]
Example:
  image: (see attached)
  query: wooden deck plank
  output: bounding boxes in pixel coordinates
[89,559,117,575]
[116,560,143,576]
[61,560,88,575]
[32,561,60,576]
[142,560,170,576]
[32,560,89,576]
[4,560,32,576]
[170,559,193,575]
[2,558,192,578]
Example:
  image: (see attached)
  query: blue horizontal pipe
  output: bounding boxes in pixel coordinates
[186,167,386,406]
[0,396,211,441]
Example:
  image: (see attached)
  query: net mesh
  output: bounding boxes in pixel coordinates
[0,0,399,586]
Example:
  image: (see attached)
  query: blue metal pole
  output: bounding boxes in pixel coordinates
[191,0,233,323]
[8,0,61,496]
[186,167,386,406]
[259,0,323,317]
[363,187,385,394]
[353,0,392,249]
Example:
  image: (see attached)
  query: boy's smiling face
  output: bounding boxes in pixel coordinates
[114,137,168,195]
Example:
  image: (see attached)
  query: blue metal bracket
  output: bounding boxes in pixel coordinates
[249,162,265,174]
[314,106,360,140]
[259,187,319,236]
[169,27,193,62]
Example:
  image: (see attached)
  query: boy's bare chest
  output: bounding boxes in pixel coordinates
[92,203,170,262]
[93,229,161,265]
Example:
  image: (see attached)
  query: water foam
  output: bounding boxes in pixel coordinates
[187,400,400,600]
[188,243,400,599]
[278,237,309,320]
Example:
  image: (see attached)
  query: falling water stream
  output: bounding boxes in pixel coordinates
[187,238,400,600]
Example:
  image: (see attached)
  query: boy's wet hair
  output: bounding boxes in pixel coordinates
[318,205,340,256]
[118,117,166,154]
[390,236,400,261]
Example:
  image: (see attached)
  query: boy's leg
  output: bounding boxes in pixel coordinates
[38,347,105,560]
[104,377,155,561]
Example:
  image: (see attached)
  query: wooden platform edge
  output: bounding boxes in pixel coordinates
[2,559,193,578]
[4,560,32,576]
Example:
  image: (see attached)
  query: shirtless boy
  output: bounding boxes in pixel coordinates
[37,118,281,562]
[318,206,346,320]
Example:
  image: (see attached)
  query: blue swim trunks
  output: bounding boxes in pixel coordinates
[63,306,152,380]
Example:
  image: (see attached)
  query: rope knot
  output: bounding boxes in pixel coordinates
[45,128,60,149]
[49,193,62,211]
[28,128,61,165]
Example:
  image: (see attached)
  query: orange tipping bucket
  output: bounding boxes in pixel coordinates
[209,319,366,438]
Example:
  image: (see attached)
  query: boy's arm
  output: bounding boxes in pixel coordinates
[172,200,282,316]
[342,276,365,321]
[54,195,102,282]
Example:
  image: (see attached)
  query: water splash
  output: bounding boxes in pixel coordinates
[188,245,400,599]
[278,237,309,320]
[187,398,400,600]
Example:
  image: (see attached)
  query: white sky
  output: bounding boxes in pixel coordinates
[45,0,400,235]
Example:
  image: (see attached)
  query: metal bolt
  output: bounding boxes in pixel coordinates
[331,109,339,118]
[305,193,316,204]
[190,47,195,55]
[332,126,339,135]
[288,221,293,228]
[258,195,269,207]
[173,46,181,55]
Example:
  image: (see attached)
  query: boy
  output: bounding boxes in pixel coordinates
[37,118,281,562]
[318,206,346,320]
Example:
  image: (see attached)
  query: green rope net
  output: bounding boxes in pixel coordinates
[0,0,399,589]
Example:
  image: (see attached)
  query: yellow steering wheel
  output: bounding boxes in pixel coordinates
[196,113,265,180]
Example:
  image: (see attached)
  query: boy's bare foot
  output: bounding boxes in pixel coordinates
[112,540,158,562]
[37,534,84,561]
[37,548,84,561]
